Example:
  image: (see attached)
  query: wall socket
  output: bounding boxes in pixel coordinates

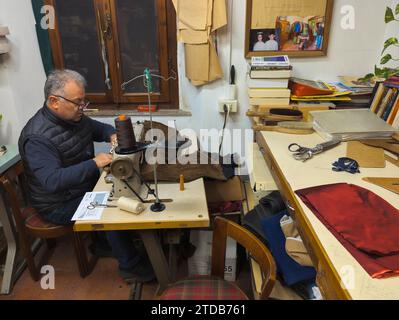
[218,99,238,113]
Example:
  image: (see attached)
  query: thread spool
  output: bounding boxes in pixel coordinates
[117,197,145,215]
[180,174,185,191]
[115,115,136,153]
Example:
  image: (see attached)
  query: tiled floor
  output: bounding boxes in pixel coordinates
[0,235,252,300]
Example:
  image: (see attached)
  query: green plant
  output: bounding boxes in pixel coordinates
[360,4,399,81]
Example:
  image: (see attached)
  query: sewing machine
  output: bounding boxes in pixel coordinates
[109,123,147,199]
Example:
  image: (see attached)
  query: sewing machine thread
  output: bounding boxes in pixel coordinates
[115,115,136,152]
[117,197,145,215]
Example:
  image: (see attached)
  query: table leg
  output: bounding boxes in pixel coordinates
[0,195,17,295]
[168,244,177,282]
[138,229,171,293]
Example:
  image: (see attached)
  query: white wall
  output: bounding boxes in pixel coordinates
[0,0,392,150]
[0,0,47,145]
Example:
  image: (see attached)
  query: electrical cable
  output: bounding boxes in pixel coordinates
[219,104,230,155]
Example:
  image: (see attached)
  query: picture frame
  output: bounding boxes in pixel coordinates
[245,0,334,58]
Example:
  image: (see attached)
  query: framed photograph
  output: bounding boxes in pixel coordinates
[245,0,334,58]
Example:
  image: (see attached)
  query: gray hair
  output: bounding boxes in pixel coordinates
[44,69,87,104]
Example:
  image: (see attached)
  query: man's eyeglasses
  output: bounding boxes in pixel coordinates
[53,95,90,110]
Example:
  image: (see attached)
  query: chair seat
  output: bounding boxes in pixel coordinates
[21,207,66,230]
[160,276,249,300]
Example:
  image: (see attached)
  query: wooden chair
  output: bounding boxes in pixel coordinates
[160,216,277,300]
[0,161,97,281]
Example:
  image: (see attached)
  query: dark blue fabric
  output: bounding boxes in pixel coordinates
[261,211,316,286]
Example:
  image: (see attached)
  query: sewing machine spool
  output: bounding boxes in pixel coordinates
[115,115,152,155]
[117,197,145,215]
[115,115,136,153]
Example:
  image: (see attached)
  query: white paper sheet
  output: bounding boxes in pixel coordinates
[71,191,110,221]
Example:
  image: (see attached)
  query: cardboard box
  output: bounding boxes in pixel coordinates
[204,176,244,203]
[188,230,237,281]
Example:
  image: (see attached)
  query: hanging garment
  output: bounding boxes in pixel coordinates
[296,183,399,279]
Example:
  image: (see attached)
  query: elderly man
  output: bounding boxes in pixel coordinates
[18,69,154,282]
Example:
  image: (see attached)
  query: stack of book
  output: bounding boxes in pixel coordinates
[331,76,375,109]
[248,55,292,107]
[369,77,399,129]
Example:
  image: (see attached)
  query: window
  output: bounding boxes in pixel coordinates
[45,0,179,109]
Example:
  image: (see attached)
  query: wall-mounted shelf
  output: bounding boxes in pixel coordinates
[0,26,10,54]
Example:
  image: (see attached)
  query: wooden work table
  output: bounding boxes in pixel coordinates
[74,172,209,292]
[256,131,399,300]
[74,172,209,232]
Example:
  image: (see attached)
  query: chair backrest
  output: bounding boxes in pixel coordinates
[0,161,27,231]
[211,216,276,300]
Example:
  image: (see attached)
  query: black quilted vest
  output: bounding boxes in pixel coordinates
[18,105,99,214]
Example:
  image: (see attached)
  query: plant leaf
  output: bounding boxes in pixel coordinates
[358,74,375,83]
[382,37,399,54]
[396,4,399,15]
[375,65,386,77]
[374,66,399,80]
[380,53,393,65]
[386,68,399,79]
[386,6,395,23]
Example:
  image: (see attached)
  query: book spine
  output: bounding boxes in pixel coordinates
[251,66,293,71]
[383,90,399,121]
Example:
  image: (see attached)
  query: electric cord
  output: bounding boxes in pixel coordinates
[219,104,230,155]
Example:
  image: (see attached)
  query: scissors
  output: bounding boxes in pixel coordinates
[288,139,341,162]
[87,201,117,210]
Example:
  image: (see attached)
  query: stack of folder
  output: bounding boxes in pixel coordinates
[331,76,375,109]
[172,0,227,86]
[289,78,352,103]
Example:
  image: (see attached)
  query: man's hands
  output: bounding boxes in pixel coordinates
[110,133,117,146]
[93,153,113,168]
[110,133,118,154]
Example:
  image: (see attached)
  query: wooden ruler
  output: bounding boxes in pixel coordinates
[362,177,399,195]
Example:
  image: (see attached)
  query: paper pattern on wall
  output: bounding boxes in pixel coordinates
[178,0,209,30]
[174,0,227,86]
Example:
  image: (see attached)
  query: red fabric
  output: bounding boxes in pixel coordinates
[296,183,399,279]
[160,276,248,300]
[208,201,242,215]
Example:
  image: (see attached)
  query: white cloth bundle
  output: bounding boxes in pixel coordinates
[117,197,145,215]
